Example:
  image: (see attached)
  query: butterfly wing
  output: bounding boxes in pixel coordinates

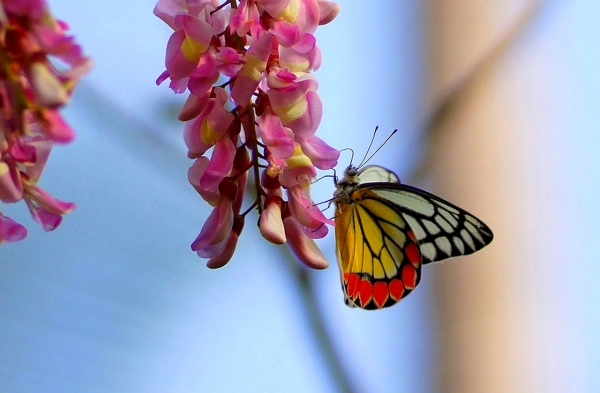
[334,164,493,309]
[365,183,494,264]
[356,165,400,184]
[335,188,423,309]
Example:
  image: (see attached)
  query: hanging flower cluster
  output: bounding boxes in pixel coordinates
[155,0,340,268]
[0,0,91,244]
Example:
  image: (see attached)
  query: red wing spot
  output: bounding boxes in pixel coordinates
[372,281,389,308]
[359,279,373,308]
[406,242,421,265]
[402,264,418,289]
[347,273,360,299]
[389,279,404,301]
[407,230,417,242]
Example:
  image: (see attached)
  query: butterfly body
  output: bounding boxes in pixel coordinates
[334,165,493,310]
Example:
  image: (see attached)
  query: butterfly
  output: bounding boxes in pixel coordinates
[334,164,494,310]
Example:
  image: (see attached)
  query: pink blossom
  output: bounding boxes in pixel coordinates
[164,15,215,78]
[199,135,236,192]
[183,87,234,157]
[277,145,316,187]
[155,0,340,268]
[259,196,286,244]
[229,0,262,38]
[24,185,75,231]
[0,162,23,203]
[287,184,331,238]
[260,0,320,34]
[0,1,89,243]
[298,135,339,170]
[279,44,321,73]
[266,73,323,142]
[0,213,28,244]
[283,212,328,269]
[192,195,235,258]
[230,33,272,107]
[316,1,340,25]
[256,107,295,160]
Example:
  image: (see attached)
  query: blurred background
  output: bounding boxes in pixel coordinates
[1,0,599,392]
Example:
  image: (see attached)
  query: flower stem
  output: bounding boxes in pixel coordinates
[287,261,358,393]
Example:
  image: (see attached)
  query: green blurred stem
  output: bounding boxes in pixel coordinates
[290,264,357,393]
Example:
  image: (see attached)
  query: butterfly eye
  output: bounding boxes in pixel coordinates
[346,166,358,177]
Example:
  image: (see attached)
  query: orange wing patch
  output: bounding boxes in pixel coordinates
[335,189,423,310]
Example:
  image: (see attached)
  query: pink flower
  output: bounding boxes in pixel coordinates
[0,213,27,244]
[155,0,340,268]
[259,196,286,244]
[0,1,89,243]
[230,32,273,107]
[183,87,234,157]
[229,0,262,38]
[266,72,323,143]
[260,0,320,34]
[165,15,215,78]
[283,210,328,269]
[286,184,331,238]
[256,107,295,160]
[192,189,235,258]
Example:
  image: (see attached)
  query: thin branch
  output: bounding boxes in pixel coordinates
[285,258,358,393]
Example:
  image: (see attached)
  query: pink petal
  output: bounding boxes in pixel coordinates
[153,0,186,29]
[27,186,75,215]
[29,206,63,232]
[200,136,236,191]
[256,108,295,159]
[0,162,23,202]
[206,230,239,268]
[269,20,302,47]
[40,110,75,143]
[290,32,316,54]
[216,47,244,77]
[178,92,210,121]
[156,70,171,86]
[191,198,234,257]
[230,0,261,38]
[3,0,48,19]
[283,214,328,269]
[188,157,220,204]
[24,140,51,182]
[259,197,286,244]
[0,214,28,243]
[287,185,332,235]
[317,0,340,25]
[165,30,199,78]
[28,62,69,107]
[279,146,317,188]
[262,0,320,33]
[280,45,321,73]
[230,33,272,106]
[299,135,339,170]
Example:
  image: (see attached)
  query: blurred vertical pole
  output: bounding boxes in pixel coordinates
[424,1,544,392]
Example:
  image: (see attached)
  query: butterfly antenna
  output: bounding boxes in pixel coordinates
[360,128,398,168]
[337,147,356,168]
[357,126,380,168]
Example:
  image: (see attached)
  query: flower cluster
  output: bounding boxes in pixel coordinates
[0,0,91,243]
[155,0,340,268]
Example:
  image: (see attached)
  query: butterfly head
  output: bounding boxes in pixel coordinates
[343,165,359,179]
[333,165,361,204]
